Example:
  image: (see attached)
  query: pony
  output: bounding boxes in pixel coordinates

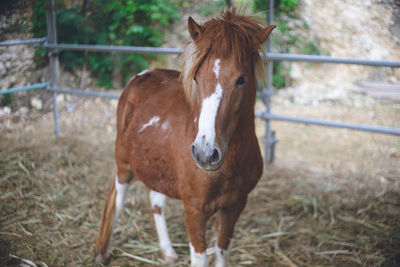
[95,8,275,267]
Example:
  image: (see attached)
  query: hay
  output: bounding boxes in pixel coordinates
[0,98,399,266]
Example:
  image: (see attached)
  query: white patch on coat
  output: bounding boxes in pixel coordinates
[139,116,160,133]
[137,69,150,76]
[189,242,208,267]
[128,75,137,83]
[193,82,223,155]
[161,120,170,131]
[149,190,177,260]
[212,58,221,79]
[128,69,151,83]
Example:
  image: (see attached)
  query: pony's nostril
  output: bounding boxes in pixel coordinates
[210,148,221,165]
[191,144,198,161]
[191,144,195,155]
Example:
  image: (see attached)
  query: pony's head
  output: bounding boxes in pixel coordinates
[181,9,275,171]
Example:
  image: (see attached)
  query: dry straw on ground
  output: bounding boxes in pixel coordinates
[0,97,399,266]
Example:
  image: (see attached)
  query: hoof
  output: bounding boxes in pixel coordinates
[162,249,178,263]
[163,255,178,264]
[94,253,110,266]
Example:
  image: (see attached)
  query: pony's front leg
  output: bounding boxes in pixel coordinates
[95,174,129,264]
[214,201,247,267]
[185,206,209,267]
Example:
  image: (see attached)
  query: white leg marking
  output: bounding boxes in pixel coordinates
[104,176,128,257]
[138,116,160,133]
[114,175,128,228]
[215,246,229,267]
[149,190,177,261]
[189,242,208,267]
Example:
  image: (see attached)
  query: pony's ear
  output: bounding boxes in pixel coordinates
[257,25,276,46]
[188,16,202,41]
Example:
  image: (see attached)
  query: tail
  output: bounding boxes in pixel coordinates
[95,180,117,258]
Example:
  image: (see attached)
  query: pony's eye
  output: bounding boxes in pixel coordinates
[236,75,246,86]
[194,76,198,84]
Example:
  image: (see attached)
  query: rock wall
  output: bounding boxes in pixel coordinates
[0,7,36,91]
[281,0,400,105]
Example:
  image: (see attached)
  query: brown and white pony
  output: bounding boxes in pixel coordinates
[95,9,275,267]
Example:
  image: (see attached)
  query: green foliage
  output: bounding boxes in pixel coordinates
[199,0,227,16]
[3,22,29,34]
[276,20,289,34]
[253,0,300,89]
[272,62,286,88]
[31,0,180,89]
[31,0,47,38]
[301,40,321,55]
[279,0,298,12]
[0,93,14,107]
[253,0,267,13]
[253,0,298,15]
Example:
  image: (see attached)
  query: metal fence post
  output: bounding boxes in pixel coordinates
[262,0,278,164]
[46,0,60,137]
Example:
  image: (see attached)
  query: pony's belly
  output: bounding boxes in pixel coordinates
[129,136,182,199]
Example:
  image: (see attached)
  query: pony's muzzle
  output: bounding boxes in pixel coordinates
[191,143,223,171]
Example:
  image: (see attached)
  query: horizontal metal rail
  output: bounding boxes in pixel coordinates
[267,53,400,67]
[0,37,47,46]
[41,43,400,67]
[256,112,400,136]
[51,87,120,99]
[42,43,184,55]
[0,82,49,95]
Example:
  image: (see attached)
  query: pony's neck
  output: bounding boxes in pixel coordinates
[237,85,257,134]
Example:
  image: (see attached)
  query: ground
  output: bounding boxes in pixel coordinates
[0,95,399,266]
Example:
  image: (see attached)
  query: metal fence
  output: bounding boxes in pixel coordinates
[1,0,400,163]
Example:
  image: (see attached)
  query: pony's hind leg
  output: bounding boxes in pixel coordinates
[95,166,131,264]
[149,190,178,262]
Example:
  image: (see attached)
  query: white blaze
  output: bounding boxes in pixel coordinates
[194,59,223,154]
[212,59,220,79]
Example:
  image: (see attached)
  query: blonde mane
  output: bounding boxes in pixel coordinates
[180,8,268,107]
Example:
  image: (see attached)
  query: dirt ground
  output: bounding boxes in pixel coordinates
[0,95,399,266]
